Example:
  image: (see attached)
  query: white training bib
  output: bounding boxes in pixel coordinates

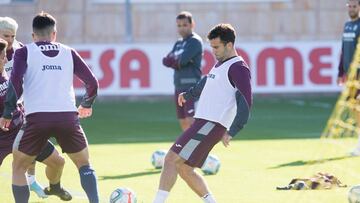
[195,56,242,129]
[24,42,77,114]
[4,40,22,77]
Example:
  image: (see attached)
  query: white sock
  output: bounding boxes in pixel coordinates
[153,190,169,203]
[202,193,216,203]
[27,174,36,185]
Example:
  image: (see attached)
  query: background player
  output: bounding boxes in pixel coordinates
[0,12,99,203]
[337,0,360,156]
[162,11,203,131]
[153,24,252,203]
[0,16,51,199]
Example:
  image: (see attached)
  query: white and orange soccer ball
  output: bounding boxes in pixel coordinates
[151,150,167,169]
[109,187,137,203]
[349,185,360,203]
[201,154,221,175]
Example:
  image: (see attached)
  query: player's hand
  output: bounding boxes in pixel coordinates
[337,75,347,86]
[222,132,232,147]
[78,105,92,119]
[162,53,175,67]
[178,92,187,107]
[0,117,11,131]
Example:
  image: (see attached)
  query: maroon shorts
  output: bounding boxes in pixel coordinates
[0,129,18,166]
[0,125,55,165]
[0,110,24,166]
[170,118,226,168]
[13,112,88,156]
[174,90,195,119]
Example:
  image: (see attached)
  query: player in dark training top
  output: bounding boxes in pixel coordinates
[162,11,203,131]
[338,0,360,156]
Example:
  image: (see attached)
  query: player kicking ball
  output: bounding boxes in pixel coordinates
[153,24,252,203]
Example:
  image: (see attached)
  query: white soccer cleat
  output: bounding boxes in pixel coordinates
[30,181,48,198]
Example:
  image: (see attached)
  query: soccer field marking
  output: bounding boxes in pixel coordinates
[309,101,332,109]
[289,99,305,106]
[253,115,325,120]
[288,99,332,109]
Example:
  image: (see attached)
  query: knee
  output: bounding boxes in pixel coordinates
[12,161,28,172]
[12,152,33,172]
[164,151,178,167]
[43,152,65,169]
[54,154,65,168]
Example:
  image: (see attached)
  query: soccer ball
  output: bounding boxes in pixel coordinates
[201,154,221,175]
[151,150,167,169]
[349,185,360,203]
[109,187,137,203]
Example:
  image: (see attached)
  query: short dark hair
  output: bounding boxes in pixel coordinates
[348,0,360,5]
[207,23,236,45]
[176,11,193,24]
[0,38,7,53]
[32,12,56,36]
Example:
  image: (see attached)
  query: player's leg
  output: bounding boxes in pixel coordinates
[11,121,44,203]
[154,120,203,203]
[38,142,63,185]
[175,90,195,131]
[160,151,181,190]
[27,161,48,198]
[176,161,215,203]
[153,150,182,203]
[175,119,224,202]
[12,149,36,203]
[154,119,223,203]
[37,141,72,201]
[55,120,99,203]
[12,121,64,202]
[0,139,13,167]
[67,147,98,203]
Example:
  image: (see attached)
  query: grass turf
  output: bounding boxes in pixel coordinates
[1,94,358,203]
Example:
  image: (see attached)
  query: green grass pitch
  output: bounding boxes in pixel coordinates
[1,94,359,203]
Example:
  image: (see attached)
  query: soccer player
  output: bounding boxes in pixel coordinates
[0,38,72,201]
[153,24,252,203]
[162,11,203,131]
[0,16,55,199]
[337,0,360,156]
[0,12,99,203]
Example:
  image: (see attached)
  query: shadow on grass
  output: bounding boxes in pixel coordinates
[269,155,355,169]
[99,169,161,180]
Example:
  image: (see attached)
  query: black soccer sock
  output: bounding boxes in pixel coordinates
[12,184,30,203]
[79,165,99,203]
[50,182,61,191]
